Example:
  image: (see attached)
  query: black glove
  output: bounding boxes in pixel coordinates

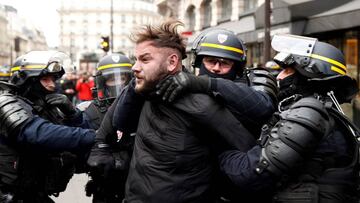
[86,136,115,179]
[45,93,76,116]
[86,99,118,177]
[156,72,210,102]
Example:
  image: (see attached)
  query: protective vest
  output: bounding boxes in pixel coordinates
[0,84,77,201]
[272,99,359,203]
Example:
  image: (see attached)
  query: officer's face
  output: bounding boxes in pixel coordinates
[276,67,295,81]
[202,56,234,75]
[132,41,177,94]
[40,75,56,92]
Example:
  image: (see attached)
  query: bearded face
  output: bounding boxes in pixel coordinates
[132,41,170,94]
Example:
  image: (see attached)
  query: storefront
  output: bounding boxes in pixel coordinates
[303,1,360,125]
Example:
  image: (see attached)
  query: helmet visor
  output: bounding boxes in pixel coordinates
[271,34,317,57]
[22,51,75,74]
[96,69,133,100]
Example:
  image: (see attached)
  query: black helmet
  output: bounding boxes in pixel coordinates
[0,66,10,82]
[10,51,74,87]
[264,60,281,77]
[192,29,247,70]
[272,34,347,79]
[95,53,133,100]
[10,55,25,79]
[272,34,358,103]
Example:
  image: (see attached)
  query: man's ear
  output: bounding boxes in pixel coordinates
[167,53,180,73]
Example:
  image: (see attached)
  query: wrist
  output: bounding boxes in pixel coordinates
[197,75,211,92]
[209,77,217,92]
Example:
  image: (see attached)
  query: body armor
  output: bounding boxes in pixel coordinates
[258,96,359,203]
[0,83,77,202]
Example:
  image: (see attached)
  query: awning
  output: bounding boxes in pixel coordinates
[305,0,360,34]
[238,23,294,44]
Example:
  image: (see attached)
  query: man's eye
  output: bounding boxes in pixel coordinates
[207,59,217,64]
[142,58,150,62]
[222,61,232,66]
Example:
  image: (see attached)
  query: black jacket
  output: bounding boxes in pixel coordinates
[124,93,256,203]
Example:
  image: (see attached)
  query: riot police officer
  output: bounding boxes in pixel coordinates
[218,34,360,202]
[0,51,95,202]
[156,29,278,136]
[80,53,133,203]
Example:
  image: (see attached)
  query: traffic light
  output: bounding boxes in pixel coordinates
[101,36,110,52]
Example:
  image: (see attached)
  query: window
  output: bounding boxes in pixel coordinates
[201,0,212,28]
[122,39,126,48]
[186,5,196,31]
[244,0,258,11]
[220,0,232,22]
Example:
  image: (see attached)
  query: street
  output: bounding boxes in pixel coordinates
[51,174,92,203]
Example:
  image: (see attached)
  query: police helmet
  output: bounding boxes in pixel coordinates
[10,55,25,79]
[272,34,347,79]
[10,51,74,87]
[264,60,281,77]
[192,29,247,70]
[0,66,11,82]
[95,53,133,100]
[272,34,358,103]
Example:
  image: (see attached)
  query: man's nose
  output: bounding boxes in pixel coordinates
[132,62,140,73]
[276,69,286,80]
[211,62,221,73]
[49,80,56,87]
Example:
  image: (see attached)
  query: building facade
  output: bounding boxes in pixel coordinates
[58,0,160,73]
[0,4,47,67]
[0,5,9,66]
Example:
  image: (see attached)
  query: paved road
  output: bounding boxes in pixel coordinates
[51,174,92,203]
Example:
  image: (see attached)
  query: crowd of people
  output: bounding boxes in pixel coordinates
[58,71,95,104]
[0,19,359,203]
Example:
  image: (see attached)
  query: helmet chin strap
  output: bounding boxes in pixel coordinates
[327,90,344,114]
[327,90,356,136]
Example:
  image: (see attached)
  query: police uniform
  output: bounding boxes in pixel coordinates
[218,35,360,203]
[81,53,133,203]
[0,51,95,202]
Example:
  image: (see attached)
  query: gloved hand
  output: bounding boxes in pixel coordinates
[86,136,115,179]
[156,72,210,102]
[45,93,76,116]
[86,99,119,178]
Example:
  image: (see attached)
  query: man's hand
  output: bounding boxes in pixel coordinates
[45,93,76,116]
[156,72,210,102]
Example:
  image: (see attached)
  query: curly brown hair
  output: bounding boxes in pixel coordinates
[130,19,187,59]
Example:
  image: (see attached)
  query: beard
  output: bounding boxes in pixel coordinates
[134,62,168,95]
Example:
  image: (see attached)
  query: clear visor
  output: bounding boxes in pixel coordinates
[96,70,133,100]
[22,51,75,73]
[271,34,318,57]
